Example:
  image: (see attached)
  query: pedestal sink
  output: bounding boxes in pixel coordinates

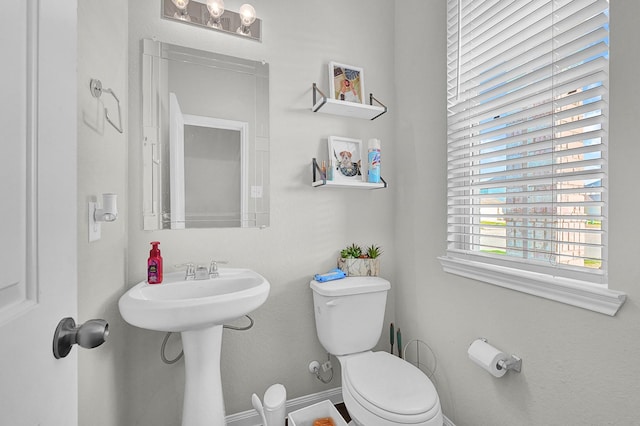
[118,268,270,426]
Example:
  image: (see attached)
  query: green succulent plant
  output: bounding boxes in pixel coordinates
[366,244,383,259]
[340,243,363,259]
[340,243,383,259]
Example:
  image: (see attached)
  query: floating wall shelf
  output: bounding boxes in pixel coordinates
[311,83,387,120]
[311,158,387,189]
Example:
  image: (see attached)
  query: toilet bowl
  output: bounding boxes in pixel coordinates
[339,352,442,425]
[310,277,443,426]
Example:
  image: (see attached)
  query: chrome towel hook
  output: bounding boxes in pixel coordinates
[90,78,123,134]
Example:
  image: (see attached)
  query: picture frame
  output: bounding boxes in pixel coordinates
[328,136,364,182]
[328,62,365,104]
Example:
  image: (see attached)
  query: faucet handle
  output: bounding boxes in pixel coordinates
[209,260,228,277]
[174,262,196,280]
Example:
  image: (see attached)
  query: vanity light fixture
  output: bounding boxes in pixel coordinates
[162,0,262,42]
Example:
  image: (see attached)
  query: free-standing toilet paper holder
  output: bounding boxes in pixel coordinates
[479,338,522,374]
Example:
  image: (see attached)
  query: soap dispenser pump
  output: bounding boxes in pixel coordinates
[147,241,163,284]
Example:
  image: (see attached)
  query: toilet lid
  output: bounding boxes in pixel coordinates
[344,352,440,421]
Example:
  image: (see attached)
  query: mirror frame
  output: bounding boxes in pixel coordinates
[141,39,269,230]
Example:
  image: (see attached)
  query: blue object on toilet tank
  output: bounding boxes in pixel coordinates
[314,268,347,282]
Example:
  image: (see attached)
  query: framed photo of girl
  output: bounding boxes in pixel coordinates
[328,136,364,182]
[329,62,365,104]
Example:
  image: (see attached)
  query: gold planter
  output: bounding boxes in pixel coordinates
[337,258,380,276]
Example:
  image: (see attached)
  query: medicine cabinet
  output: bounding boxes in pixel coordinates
[141,39,269,229]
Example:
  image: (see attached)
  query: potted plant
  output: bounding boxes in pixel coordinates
[338,243,382,276]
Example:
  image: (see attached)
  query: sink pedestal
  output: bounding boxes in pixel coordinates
[181,325,225,426]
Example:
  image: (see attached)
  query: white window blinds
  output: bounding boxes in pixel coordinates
[446,0,609,284]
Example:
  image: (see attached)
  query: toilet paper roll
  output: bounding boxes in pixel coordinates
[468,339,507,378]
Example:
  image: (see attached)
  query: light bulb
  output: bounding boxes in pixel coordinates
[171,0,190,20]
[238,4,256,26]
[207,0,225,18]
[237,3,256,35]
[206,0,225,27]
[171,0,189,11]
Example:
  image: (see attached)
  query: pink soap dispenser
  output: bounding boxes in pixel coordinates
[147,241,163,284]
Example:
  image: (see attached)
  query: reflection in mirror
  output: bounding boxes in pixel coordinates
[141,39,269,229]
[169,93,249,229]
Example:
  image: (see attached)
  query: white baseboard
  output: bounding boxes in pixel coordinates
[225,387,455,426]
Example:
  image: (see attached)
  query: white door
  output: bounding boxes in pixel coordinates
[0,1,78,424]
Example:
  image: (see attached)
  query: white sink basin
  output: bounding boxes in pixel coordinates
[118,268,270,332]
[119,267,270,425]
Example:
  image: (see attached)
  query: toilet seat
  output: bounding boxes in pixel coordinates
[342,351,441,424]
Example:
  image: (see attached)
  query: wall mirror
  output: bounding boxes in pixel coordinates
[141,39,269,229]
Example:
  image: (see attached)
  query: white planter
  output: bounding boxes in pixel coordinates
[337,258,380,276]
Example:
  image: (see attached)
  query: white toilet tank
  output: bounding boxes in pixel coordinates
[310,277,390,356]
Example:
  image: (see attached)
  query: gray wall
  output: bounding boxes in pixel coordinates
[77,1,129,425]
[126,0,396,423]
[394,1,640,425]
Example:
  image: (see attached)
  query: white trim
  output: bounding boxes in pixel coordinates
[438,256,626,316]
[169,93,186,229]
[0,0,39,326]
[225,387,457,426]
[25,0,38,306]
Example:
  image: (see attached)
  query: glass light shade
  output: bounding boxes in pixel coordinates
[207,0,225,18]
[171,0,189,11]
[238,4,256,26]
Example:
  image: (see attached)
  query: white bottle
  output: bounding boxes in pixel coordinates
[263,384,286,426]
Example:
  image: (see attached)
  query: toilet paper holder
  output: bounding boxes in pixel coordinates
[479,338,522,374]
[497,355,522,373]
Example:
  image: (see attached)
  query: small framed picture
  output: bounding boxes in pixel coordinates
[328,136,364,182]
[328,62,365,104]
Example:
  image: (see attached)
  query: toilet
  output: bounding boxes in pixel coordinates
[310,276,443,426]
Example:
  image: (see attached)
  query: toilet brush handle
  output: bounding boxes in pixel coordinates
[390,323,394,354]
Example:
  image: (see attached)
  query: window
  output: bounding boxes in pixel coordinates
[440,0,626,315]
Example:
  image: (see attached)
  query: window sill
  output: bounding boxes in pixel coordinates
[438,256,626,316]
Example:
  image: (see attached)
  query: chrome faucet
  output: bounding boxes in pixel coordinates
[195,265,209,280]
[209,260,228,278]
[176,261,228,280]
